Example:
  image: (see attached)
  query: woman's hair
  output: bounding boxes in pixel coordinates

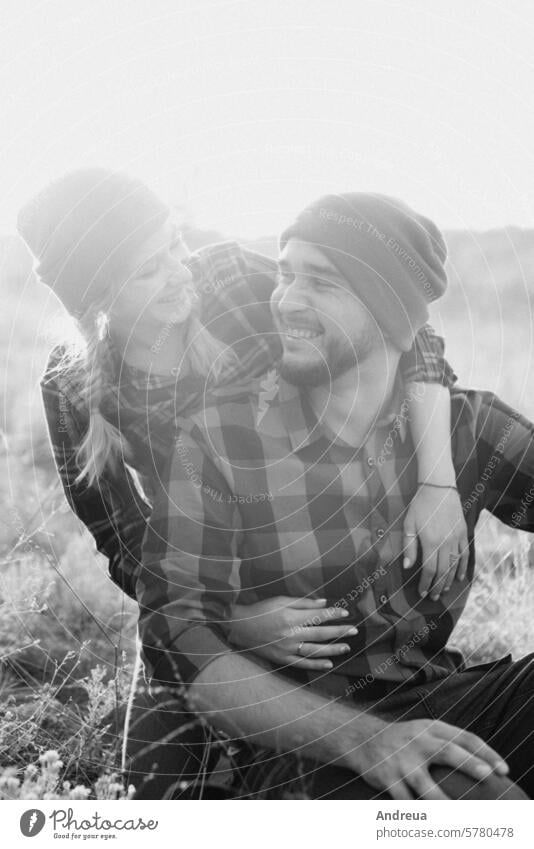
[51,289,234,488]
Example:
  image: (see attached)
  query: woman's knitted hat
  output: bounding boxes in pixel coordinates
[17,168,169,317]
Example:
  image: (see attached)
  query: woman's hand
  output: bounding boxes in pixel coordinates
[403,484,469,601]
[227,596,358,670]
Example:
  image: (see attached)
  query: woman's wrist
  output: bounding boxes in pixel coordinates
[416,459,457,489]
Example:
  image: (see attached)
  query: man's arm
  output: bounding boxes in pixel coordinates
[138,422,508,800]
[189,649,508,800]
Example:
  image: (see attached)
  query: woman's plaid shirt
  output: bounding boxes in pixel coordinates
[40,240,455,602]
[139,379,534,699]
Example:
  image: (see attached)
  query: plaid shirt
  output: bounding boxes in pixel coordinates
[40,240,455,602]
[139,379,534,700]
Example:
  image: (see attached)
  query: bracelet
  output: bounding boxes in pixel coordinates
[417,482,458,491]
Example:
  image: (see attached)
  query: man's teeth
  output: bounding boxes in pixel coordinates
[285,327,322,339]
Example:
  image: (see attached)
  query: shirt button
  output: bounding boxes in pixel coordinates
[379,593,388,605]
[171,367,179,376]
[366,457,374,467]
[376,528,385,538]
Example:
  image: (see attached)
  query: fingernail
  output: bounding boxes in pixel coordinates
[339,609,349,617]
[347,627,359,635]
[475,763,492,776]
[340,645,351,653]
[323,661,333,669]
[316,598,327,603]
[431,594,439,602]
[403,557,411,569]
[420,590,427,598]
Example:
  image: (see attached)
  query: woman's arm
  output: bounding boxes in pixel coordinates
[400,326,469,602]
[189,241,281,381]
[41,351,150,600]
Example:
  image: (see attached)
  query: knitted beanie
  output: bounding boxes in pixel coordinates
[279,193,448,351]
[17,168,169,317]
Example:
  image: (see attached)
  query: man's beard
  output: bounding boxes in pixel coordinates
[280,329,376,388]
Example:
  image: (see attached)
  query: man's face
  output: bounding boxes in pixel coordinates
[271,239,384,387]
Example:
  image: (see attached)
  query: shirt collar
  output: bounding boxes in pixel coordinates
[278,372,409,453]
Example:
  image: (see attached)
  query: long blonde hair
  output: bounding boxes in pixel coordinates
[52,292,234,488]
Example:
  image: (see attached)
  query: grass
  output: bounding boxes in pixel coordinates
[0,519,138,799]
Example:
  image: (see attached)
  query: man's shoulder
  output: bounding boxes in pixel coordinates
[449,385,532,444]
[450,385,526,419]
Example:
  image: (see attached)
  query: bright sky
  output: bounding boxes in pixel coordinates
[2,0,534,237]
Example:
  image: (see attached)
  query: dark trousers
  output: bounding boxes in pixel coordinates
[122,651,534,800]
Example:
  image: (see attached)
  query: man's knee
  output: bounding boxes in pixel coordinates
[431,765,529,800]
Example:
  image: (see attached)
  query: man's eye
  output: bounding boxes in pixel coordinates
[312,277,335,290]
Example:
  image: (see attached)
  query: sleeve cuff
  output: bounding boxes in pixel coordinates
[140,621,234,688]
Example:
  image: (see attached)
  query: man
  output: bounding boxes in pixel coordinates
[137,193,534,799]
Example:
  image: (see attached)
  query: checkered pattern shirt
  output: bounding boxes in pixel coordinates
[139,378,534,699]
[40,240,455,602]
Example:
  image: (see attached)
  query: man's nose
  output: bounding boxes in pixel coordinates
[277,279,311,313]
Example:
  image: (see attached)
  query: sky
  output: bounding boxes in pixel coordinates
[2,0,534,238]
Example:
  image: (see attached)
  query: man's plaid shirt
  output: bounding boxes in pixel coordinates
[139,378,534,699]
[40,240,455,603]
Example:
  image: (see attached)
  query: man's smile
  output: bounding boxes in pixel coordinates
[280,319,324,340]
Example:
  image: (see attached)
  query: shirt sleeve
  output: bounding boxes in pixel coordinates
[138,423,243,687]
[40,351,151,600]
[188,241,281,380]
[466,389,534,531]
[400,324,457,387]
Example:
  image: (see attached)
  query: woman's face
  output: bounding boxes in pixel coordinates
[110,217,196,334]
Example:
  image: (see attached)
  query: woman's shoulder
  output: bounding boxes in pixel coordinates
[40,344,86,412]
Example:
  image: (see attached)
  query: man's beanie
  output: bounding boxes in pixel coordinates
[279,193,448,351]
[17,168,169,318]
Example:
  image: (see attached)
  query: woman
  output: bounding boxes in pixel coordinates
[18,168,466,797]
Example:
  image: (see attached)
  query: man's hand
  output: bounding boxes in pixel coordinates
[403,485,469,600]
[341,718,508,800]
[228,596,358,670]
